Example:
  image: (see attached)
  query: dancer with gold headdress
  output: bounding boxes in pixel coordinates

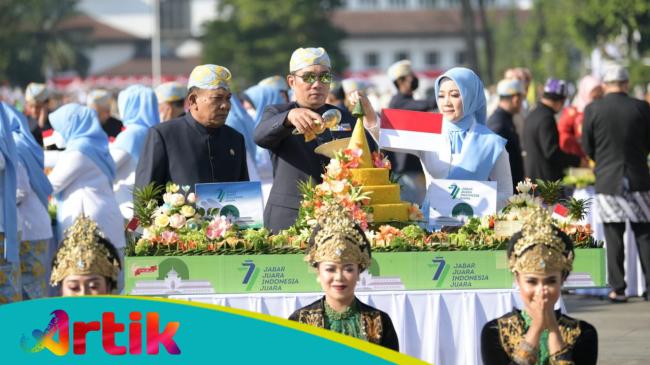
[481,207,598,364]
[288,203,399,351]
[50,215,122,296]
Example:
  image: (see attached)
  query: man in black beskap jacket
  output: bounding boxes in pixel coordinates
[254,47,378,233]
[523,78,580,181]
[488,78,525,190]
[582,65,650,302]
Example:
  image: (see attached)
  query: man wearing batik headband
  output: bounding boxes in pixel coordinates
[155,81,187,122]
[254,47,378,233]
[289,203,399,351]
[135,64,248,190]
[23,82,52,146]
[481,207,598,365]
[523,78,580,182]
[50,214,122,296]
[386,59,432,205]
[87,89,123,138]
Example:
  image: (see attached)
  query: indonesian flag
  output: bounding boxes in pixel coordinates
[552,203,570,222]
[379,109,443,152]
[41,129,56,147]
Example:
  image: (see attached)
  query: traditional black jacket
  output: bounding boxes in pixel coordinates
[135,113,248,190]
[481,309,598,364]
[289,297,399,352]
[254,102,374,233]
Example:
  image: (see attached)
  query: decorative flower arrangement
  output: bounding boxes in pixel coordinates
[128,175,600,257]
[297,148,373,230]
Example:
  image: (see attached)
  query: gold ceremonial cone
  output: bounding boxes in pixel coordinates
[347,117,372,168]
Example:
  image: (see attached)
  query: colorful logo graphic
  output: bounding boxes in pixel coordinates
[240,260,259,291]
[20,310,181,356]
[448,183,460,199]
[429,257,449,288]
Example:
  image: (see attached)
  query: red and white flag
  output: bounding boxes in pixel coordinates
[552,203,570,222]
[379,109,444,152]
[41,129,56,147]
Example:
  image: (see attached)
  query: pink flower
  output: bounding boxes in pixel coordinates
[206,216,233,240]
[161,230,179,245]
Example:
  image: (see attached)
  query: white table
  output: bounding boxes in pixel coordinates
[171,289,564,365]
[574,187,646,296]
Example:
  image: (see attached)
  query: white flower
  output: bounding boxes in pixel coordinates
[171,193,185,207]
[169,214,187,229]
[142,228,154,240]
[162,193,174,205]
[187,193,197,204]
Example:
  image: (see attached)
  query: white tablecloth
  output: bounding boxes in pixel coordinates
[574,188,646,296]
[170,289,559,365]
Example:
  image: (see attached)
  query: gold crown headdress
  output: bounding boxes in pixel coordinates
[50,215,121,286]
[508,207,573,275]
[305,202,371,270]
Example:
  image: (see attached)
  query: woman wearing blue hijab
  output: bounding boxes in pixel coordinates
[374,67,512,210]
[48,104,126,251]
[241,85,284,180]
[4,102,53,299]
[0,102,21,303]
[112,85,160,219]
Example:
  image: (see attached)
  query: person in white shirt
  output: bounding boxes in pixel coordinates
[367,67,513,211]
[5,102,53,299]
[111,85,160,220]
[47,104,126,252]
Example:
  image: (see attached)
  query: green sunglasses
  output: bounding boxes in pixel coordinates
[292,72,333,84]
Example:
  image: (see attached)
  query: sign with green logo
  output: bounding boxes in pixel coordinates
[125,249,605,296]
[426,179,497,226]
[195,182,264,228]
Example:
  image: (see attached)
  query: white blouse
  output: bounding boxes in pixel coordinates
[369,124,513,210]
[110,147,137,220]
[48,150,126,248]
[15,161,53,241]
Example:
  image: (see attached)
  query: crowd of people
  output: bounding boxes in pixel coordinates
[2,43,650,363]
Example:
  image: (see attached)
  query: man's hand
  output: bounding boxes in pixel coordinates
[285,108,324,135]
[347,90,377,129]
[38,105,49,129]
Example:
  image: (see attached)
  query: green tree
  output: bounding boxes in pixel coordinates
[202,0,346,89]
[568,0,650,86]
[491,0,582,83]
[0,0,89,87]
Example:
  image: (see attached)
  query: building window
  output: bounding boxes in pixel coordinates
[359,0,378,8]
[160,0,191,36]
[365,52,379,68]
[425,51,439,66]
[455,51,466,65]
[395,51,409,62]
[389,0,408,8]
[419,0,437,8]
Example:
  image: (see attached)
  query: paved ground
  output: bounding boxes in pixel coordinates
[564,293,650,364]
